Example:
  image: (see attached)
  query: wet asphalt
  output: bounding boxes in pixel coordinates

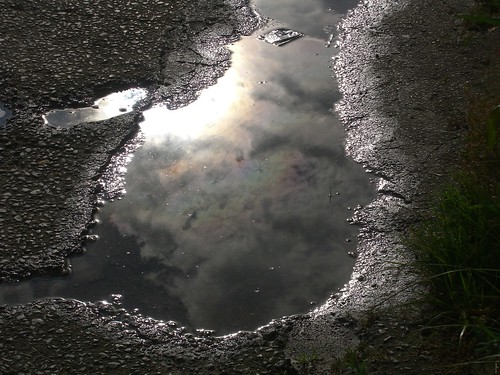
[1,0,498,373]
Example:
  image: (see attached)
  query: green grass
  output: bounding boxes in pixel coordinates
[407,6,500,365]
[408,176,500,367]
[295,350,321,366]
[407,92,500,371]
[410,179,499,317]
[331,349,368,375]
[291,350,322,375]
[459,0,500,27]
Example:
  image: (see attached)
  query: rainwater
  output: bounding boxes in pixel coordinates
[0,0,371,335]
[0,102,12,126]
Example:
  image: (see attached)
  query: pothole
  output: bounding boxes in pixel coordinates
[0,0,371,336]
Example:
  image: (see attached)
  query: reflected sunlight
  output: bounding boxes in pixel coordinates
[96,88,147,116]
[43,88,147,128]
[141,49,247,141]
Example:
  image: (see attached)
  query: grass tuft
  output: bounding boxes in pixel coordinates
[331,349,368,375]
[410,178,500,318]
[407,85,500,370]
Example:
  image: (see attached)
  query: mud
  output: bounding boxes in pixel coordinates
[1,0,498,373]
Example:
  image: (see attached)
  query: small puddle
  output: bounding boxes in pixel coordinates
[0,102,12,126]
[43,88,147,128]
[0,0,370,335]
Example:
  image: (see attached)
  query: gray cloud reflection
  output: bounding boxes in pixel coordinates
[94,36,373,332]
[0,24,372,334]
[253,0,355,39]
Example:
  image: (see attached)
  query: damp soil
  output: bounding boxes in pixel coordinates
[1,0,498,373]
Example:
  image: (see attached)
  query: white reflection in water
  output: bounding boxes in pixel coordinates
[43,88,147,128]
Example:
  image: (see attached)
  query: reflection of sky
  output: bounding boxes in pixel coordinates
[253,0,355,38]
[1,0,371,335]
[43,88,147,128]
[0,102,11,126]
[123,37,374,333]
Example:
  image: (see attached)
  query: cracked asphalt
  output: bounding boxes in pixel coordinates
[1,0,498,373]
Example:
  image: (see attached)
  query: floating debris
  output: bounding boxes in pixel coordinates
[258,28,303,46]
[325,33,335,48]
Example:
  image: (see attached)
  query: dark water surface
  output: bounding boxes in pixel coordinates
[0,102,12,126]
[1,0,370,335]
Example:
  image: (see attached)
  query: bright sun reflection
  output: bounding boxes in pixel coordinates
[96,88,147,116]
[42,88,148,128]
[141,45,247,142]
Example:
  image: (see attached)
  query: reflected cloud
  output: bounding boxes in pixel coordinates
[253,0,351,38]
[94,35,372,332]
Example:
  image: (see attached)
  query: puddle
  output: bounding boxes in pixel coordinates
[0,0,370,335]
[43,88,147,128]
[0,102,12,126]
